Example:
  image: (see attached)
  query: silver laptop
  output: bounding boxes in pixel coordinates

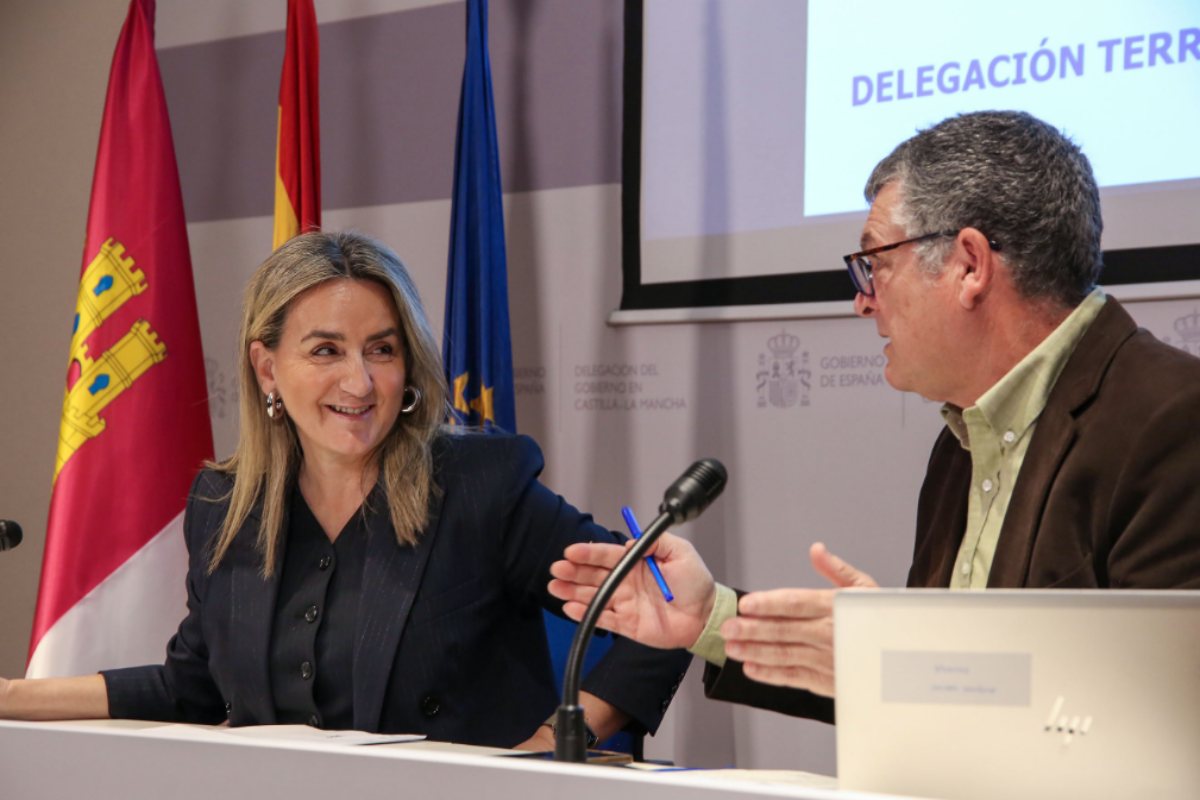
[834,589,1200,800]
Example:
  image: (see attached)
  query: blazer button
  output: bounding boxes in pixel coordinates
[304,604,319,623]
[225,701,232,718]
[419,694,441,718]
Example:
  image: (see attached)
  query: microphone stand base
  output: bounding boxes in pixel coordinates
[552,704,588,762]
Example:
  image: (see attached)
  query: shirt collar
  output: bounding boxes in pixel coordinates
[942,288,1107,448]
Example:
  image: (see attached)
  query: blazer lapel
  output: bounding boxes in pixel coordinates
[228,505,284,723]
[989,299,1136,587]
[352,483,446,732]
[909,429,972,587]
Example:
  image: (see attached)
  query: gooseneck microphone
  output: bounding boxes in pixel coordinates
[0,520,23,552]
[554,459,727,762]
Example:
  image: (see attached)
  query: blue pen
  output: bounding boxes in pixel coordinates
[620,505,674,602]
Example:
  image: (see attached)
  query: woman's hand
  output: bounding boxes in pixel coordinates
[512,722,557,752]
[511,692,630,752]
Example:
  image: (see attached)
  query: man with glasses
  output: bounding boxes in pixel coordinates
[548,110,1200,720]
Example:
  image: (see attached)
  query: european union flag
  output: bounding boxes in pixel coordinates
[441,3,629,752]
[443,0,515,432]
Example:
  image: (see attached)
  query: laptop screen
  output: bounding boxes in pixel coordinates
[834,589,1200,800]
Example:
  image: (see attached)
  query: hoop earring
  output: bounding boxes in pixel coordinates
[400,386,422,415]
[265,391,284,420]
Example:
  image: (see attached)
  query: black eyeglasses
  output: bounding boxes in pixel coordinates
[842,231,956,297]
[842,230,1002,297]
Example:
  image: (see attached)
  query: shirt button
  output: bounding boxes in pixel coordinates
[420,694,441,718]
[961,562,970,575]
[300,660,313,680]
[318,555,332,570]
[305,604,319,623]
[1003,430,1016,444]
[981,478,994,493]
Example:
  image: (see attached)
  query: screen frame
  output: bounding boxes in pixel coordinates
[618,0,1200,319]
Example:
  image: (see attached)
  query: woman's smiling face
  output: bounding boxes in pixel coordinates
[252,278,407,472]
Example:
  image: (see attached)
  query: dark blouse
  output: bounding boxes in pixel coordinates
[268,488,368,730]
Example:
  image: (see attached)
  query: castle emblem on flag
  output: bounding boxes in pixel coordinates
[57,238,166,477]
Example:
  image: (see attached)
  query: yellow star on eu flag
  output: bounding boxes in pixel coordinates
[451,372,496,425]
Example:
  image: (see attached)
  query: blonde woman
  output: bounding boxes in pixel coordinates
[0,231,690,749]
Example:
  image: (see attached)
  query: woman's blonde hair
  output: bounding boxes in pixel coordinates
[208,231,448,575]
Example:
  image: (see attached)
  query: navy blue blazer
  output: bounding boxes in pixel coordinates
[103,433,691,747]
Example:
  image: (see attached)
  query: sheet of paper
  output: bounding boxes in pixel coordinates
[148,723,425,746]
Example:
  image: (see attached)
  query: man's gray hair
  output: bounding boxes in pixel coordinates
[865,110,1102,307]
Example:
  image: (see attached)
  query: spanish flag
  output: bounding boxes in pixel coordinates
[28,0,213,677]
[273,0,321,249]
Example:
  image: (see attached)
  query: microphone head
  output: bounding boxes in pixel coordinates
[0,519,23,552]
[659,459,727,524]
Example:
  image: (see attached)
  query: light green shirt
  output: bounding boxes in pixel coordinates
[943,288,1106,589]
[688,583,737,667]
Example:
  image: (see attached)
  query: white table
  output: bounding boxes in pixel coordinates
[0,719,901,800]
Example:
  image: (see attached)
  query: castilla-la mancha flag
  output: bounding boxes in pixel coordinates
[27,0,213,678]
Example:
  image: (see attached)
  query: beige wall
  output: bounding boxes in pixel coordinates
[0,0,131,678]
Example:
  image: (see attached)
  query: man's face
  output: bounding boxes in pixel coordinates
[853,183,960,402]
